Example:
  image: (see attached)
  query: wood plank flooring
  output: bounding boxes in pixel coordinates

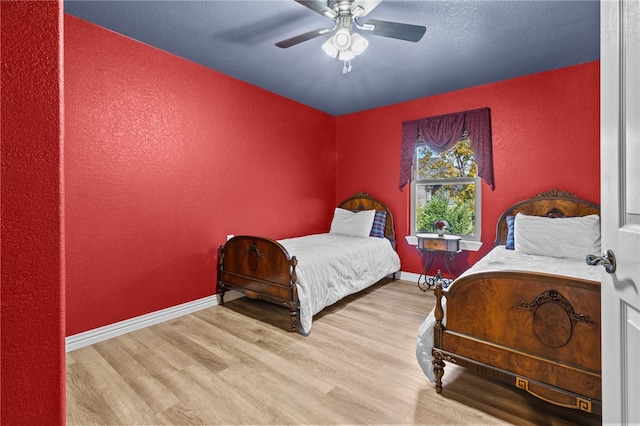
[67,279,600,425]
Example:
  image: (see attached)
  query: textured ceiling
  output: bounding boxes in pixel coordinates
[64,0,600,116]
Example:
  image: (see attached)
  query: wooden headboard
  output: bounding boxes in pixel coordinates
[494,188,600,246]
[338,192,396,243]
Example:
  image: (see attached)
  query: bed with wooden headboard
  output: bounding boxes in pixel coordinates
[218,192,400,334]
[416,189,602,415]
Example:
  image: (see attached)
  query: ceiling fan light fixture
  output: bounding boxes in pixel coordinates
[350,32,368,56]
[338,48,355,61]
[332,28,352,50]
[322,37,339,58]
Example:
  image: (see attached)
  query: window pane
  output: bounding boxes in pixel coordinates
[416,139,476,180]
[415,183,476,235]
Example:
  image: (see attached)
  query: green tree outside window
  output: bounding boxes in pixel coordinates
[414,138,477,236]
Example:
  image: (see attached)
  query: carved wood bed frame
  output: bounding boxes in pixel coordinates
[217,192,397,332]
[432,189,602,415]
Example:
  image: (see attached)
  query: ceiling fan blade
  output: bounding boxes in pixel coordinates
[294,0,337,19]
[351,0,383,17]
[275,28,333,48]
[363,19,426,42]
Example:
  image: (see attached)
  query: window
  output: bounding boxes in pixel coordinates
[411,135,481,240]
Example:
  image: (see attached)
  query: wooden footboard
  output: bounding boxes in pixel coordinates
[218,236,299,331]
[433,271,601,414]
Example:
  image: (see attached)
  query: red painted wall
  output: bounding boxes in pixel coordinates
[1,1,65,424]
[64,16,336,335]
[336,61,600,275]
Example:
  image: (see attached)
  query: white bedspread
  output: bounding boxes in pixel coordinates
[279,233,401,335]
[416,246,601,381]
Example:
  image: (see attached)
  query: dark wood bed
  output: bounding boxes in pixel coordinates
[217,192,397,332]
[432,189,602,415]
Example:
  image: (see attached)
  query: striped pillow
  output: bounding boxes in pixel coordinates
[505,215,515,249]
[370,210,387,238]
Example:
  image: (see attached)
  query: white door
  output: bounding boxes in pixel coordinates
[600,0,640,424]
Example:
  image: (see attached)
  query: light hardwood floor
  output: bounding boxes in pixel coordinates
[66,279,600,425]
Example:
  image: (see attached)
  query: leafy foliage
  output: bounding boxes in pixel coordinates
[415,138,476,235]
[417,139,476,180]
[416,190,474,234]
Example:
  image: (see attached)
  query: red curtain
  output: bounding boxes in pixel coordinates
[399,107,494,190]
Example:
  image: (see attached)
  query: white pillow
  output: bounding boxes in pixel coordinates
[329,208,376,238]
[514,213,601,259]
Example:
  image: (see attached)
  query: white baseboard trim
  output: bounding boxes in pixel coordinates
[397,271,420,284]
[65,290,243,352]
[65,272,419,353]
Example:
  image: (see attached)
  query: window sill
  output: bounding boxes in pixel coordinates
[405,235,483,252]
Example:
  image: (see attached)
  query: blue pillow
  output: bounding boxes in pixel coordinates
[370,210,387,238]
[505,215,515,249]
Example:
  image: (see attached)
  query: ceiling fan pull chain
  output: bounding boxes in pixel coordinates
[342,59,352,74]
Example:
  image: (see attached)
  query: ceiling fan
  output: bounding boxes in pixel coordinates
[276,0,426,73]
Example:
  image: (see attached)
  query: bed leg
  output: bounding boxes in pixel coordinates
[217,245,225,305]
[433,350,446,394]
[289,308,298,332]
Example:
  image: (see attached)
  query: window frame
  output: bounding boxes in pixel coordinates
[410,142,482,242]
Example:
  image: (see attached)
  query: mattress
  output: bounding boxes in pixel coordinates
[279,233,401,335]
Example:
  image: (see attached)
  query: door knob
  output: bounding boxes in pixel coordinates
[586,249,617,274]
